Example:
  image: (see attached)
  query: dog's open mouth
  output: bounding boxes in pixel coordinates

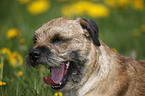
[43,61,70,90]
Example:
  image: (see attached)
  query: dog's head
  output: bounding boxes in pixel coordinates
[26,17,100,91]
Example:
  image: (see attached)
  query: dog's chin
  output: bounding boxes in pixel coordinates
[42,60,75,90]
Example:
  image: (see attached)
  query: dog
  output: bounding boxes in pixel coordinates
[26,17,145,96]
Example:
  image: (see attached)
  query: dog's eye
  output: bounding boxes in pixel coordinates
[50,34,71,44]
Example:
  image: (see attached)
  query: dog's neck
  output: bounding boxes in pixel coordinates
[63,41,120,96]
[76,41,117,96]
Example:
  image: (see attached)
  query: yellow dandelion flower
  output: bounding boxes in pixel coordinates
[104,0,129,8]
[18,0,30,4]
[111,48,118,53]
[0,63,3,69]
[57,0,67,2]
[141,24,145,33]
[130,0,144,10]
[0,47,11,57]
[61,4,78,17]
[75,1,93,15]
[9,52,23,67]
[6,28,20,39]
[53,92,62,96]
[27,0,50,15]
[61,1,109,18]
[61,5,71,17]
[104,0,117,8]
[61,1,87,17]
[117,0,129,7]
[72,2,86,15]
[17,71,23,77]
[20,38,25,44]
[133,29,140,37]
[87,4,109,18]
[0,81,6,86]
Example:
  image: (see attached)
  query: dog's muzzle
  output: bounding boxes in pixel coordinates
[26,47,73,90]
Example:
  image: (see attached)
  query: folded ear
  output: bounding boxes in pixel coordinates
[79,18,101,46]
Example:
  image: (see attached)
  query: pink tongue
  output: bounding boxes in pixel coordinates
[43,64,65,85]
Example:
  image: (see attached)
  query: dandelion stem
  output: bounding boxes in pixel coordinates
[16,83,19,96]
[0,56,4,81]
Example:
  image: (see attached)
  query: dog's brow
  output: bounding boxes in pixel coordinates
[50,33,72,43]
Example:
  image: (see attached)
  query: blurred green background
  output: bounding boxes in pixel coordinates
[0,0,145,96]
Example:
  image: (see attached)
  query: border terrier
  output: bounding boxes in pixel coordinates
[26,17,145,96]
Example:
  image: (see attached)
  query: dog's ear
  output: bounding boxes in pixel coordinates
[79,18,101,46]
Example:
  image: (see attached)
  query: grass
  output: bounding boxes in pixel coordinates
[0,0,145,96]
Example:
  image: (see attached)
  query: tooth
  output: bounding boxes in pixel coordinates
[59,83,62,85]
[66,62,70,69]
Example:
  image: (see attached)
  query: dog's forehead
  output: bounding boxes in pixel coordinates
[35,17,83,39]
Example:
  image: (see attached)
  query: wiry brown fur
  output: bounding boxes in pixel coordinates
[27,17,145,96]
[77,41,145,96]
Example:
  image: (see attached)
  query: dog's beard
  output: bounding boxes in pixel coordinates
[26,47,85,90]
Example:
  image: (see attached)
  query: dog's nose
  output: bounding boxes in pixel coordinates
[29,49,41,61]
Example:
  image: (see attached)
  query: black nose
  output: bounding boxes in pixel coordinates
[29,49,41,61]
